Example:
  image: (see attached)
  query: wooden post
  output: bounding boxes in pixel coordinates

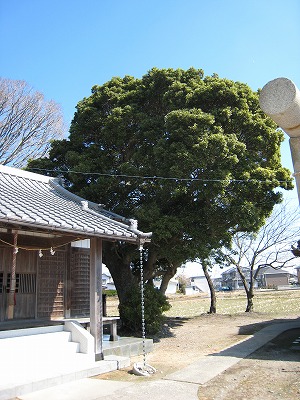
[7,232,18,319]
[65,243,72,318]
[90,237,103,361]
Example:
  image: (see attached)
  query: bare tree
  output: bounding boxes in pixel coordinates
[0,78,65,167]
[221,202,300,312]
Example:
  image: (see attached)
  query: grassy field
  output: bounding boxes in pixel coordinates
[164,289,300,318]
[106,289,300,318]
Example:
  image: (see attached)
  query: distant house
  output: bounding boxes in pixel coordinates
[184,285,198,295]
[102,272,114,289]
[154,277,178,294]
[213,276,222,290]
[255,266,292,288]
[221,267,252,290]
[190,276,209,293]
[101,265,116,290]
[220,264,298,290]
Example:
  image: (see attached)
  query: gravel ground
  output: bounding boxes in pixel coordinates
[97,311,300,399]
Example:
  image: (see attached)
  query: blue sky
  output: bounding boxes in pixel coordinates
[1,0,300,200]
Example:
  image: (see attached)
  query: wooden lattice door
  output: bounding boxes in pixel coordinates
[0,247,37,320]
[70,247,90,317]
[37,250,66,318]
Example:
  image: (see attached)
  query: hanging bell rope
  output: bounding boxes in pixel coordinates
[132,242,156,377]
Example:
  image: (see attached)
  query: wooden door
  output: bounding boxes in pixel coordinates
[37,250,66,318]
[70,247,90,317]
[0,247,37,320]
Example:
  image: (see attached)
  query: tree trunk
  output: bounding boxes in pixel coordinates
[245,290,254,312]
[159,262,179,294]
[202,262,216,314]
[103,242,137,305]
[143,248,158,282]
[246,269,255,312]
[236,264,254,312]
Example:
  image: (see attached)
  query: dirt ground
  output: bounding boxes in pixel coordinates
[97,312,300,400]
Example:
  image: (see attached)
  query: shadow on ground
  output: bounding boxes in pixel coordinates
[237,317,300,335]
[198,327,300,400]
[247,328,300,361]
[210,316,300,362]
[150,317,191,342]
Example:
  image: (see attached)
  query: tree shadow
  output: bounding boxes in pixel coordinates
[247,327,300,362]
[209,316,300,362]
[149,316,191,343]
[117,316,191,342]
[237,317,294,335]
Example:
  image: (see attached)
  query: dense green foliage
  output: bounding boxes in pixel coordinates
[118,284,171,335]
[28,67,292,263]
[28,67,293,331]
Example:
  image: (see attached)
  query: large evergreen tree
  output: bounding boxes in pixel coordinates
[28,67,292,310]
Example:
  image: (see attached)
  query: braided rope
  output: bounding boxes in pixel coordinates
[139,244,146,368]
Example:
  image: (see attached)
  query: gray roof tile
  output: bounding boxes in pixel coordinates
[0,165,151,243]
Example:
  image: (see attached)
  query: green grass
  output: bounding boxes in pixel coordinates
[163,289,300,318]
[106,289,300,318]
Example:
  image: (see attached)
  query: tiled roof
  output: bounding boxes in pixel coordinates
[0,165,151,243]
[258,266,290,275]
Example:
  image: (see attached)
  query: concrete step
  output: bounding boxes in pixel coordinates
[0,331,80,356]
[0,354,130,400]
[103,336,153,358]
[0,327,81,362]
[0,324,64,339]
[0,325,133,400]
[0,325,151,400]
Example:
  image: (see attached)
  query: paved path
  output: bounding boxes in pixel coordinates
[18,320,300,400]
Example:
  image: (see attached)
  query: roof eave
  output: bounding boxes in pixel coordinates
[0,218,151,244]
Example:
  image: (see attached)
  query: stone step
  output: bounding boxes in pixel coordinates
[0,325,149,400]
[0,329,80,359]
[0,354,129,400]
[0,324,64,339]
